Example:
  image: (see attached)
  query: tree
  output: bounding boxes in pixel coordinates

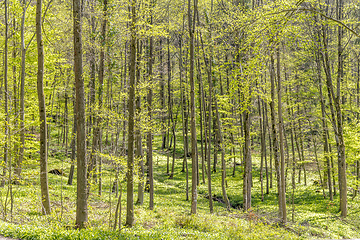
[126,0,137,227]
[147,0,154,210]
[74,0,88,229]
[36,0,51,215]
[188,0,198,214]
[276,48,286,223]
[3,0,9,189]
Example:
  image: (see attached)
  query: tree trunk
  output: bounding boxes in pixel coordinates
[67,96,77,185]
[270,52,282,220]
[188,0,198,212]
[2,0,9,189]
[215,100,231,210]
[135,40,144,205]
[74,0,88,228]
[126,0,137,226]
[289,101,296,222]
[159,39,166,150]
[335,0,347,217]
[166,38,172,175]
[258,95,264,202]
[243,108,252,211]
[197,62,206,184]
[276,48,286,223]
[36,0,51,215]
[97,0,107,194]
[147,15,154,209]
[314,31,333,199]
[18,0,28,182]
[321,6,346,217]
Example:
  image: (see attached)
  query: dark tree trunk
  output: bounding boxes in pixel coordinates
[74,0,88,228]
[126,0,137,227]
[36,0,51,215]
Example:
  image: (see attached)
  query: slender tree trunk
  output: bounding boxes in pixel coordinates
[262,100,269,194]
[68,96,77,185]
[170,110,179,179]
[147,13,154,208]
[203,39,214,214]
[12,18,18,186]
[197,55,213,211]
[126,0,137,226]
[258,95,264,202]
[270,52,281,219]
[97,0,107,194]
[189,0,198,211]
[197,63,206,184]
[166,38,173,175]
[297,106,306,186]
[265,103,273,189]
[159,39,166,150]
[315,34,333,200]
[276,48,286,223]
[335,0,347,217]
[74,0,88,228]
[135,40,144,205]
[215,100,230,210]
[88,0,96,149]
[36,0,51,215]
[243,108,252,211]
[289,103,296,222]
[321,6,346,216]
[3,0,9,189]
[18,0,27,182]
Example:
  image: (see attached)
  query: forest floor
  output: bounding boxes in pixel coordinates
[0,236,19,240]
[0,135,358,239]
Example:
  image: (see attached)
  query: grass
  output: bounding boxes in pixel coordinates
[0,133,359,239]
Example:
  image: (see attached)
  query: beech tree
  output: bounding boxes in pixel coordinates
[74,0,88,229]
[126,0,137,227]
[36,0,51,215]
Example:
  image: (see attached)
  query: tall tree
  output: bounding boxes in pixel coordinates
[147,5,154,209]
[17,0,29,182]
[3,0,9,189]
[335,0,347,218]
[188,0,198,214]
[74,0,88,229]
[276,48,286,223]
[36,0,51,215]
[126,0,137,226]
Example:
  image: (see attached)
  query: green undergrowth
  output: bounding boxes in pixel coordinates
[0,211,301,240]
[0,135,359,239]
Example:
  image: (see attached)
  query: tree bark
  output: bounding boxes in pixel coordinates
[243,108,252,211]
[335,0,347,217]
[135,40,144,205]
[67,95,77,185]
[258,95,264,202]
[2,0,9,189]
[126,0,137,226]
[314,30,333,199]
[74,0,88,228]
[276,48,286,223]
[17,0,28,181]
[188,0,198,214]
[36,0,51,215]
[147,15,154,209]
[321,6,347,217]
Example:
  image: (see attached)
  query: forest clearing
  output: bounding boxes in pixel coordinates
[1,0,360,238]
